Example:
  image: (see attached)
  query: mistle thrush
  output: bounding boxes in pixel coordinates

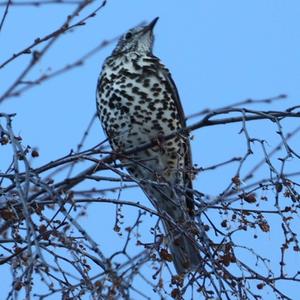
[96,17,201,274]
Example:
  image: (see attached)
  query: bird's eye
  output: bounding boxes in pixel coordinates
[125,32,133,40]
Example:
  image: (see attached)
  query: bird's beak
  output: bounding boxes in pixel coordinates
[144,17,159,32]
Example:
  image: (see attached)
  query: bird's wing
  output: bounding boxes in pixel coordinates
[153,57,195,214]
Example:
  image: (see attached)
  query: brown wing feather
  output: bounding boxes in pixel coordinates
[153,57,195,214]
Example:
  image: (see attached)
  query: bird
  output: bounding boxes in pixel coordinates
[96,17,201,274]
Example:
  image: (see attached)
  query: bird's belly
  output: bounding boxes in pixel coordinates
[102,93,179,149]
[108,108,173,151]
[100,91,184,175]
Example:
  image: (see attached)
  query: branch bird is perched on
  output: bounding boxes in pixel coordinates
[96,17,201,274]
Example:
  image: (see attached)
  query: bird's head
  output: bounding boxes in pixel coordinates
[112,17,159,56]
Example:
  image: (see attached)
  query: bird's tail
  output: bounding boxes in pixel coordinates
[163,220,202,274]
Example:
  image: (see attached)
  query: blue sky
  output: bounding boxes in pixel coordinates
[1,1,300,299]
